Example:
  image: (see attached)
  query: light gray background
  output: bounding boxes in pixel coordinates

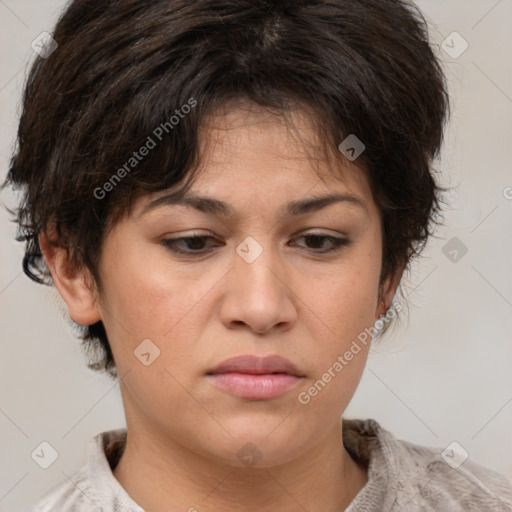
[1,1,511,510]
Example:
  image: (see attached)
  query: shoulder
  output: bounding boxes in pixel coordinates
[19,466,98,512]
[344,418,512,511]
[389,434,512,511]
[20,428,139,512]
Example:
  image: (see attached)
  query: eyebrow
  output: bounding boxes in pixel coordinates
[140,191,367,219]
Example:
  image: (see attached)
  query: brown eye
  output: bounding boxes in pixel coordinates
[162,235,219,255]
[161,233,350,257]
[291,234,350,253]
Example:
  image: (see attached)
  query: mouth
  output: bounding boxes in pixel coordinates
[206,354,305,400]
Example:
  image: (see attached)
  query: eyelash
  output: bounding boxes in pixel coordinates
[161,233,350,256]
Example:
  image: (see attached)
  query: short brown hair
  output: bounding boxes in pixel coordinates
[3,0,449,377]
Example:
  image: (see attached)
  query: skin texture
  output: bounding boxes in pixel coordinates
[40,102,402,512]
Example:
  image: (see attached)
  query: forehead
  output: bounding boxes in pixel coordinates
[197,101,345,179]
[133,102,375,219]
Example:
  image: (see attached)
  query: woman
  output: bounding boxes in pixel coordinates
[4,0,512,510]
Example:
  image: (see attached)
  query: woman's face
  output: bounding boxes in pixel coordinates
[92,104,397,467]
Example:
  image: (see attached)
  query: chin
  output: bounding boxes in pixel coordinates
[203,423,309,469]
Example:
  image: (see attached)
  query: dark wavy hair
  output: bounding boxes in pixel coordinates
[3,0,449,378]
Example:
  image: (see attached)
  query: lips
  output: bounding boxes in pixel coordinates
[206,354,305,400]
[207,354,304,377]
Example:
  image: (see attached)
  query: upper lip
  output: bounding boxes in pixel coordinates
[207,354,304,377]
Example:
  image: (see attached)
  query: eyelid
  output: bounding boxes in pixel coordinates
[164,228,348,239]
[161,230,351,256]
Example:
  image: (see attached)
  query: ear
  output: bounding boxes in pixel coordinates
[39,229,102,326]
[376,265,404,319]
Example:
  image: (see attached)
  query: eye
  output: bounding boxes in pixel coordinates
[161,235,218,255]
[161,232,350,256]
[290,233,350,253]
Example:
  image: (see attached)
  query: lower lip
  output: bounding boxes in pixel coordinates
[208,372,301,400]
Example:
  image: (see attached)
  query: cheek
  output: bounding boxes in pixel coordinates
[294,270,378,424]
[300,248,381,389]
[97,245,230,387]
[311,254,381,342]
[98,239,189,335]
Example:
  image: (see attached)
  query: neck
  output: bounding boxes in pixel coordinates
[113,417,368,512]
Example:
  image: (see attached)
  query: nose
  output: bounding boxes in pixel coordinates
[219,236,298,335]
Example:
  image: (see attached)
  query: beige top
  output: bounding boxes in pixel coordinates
[21,418,512,511]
